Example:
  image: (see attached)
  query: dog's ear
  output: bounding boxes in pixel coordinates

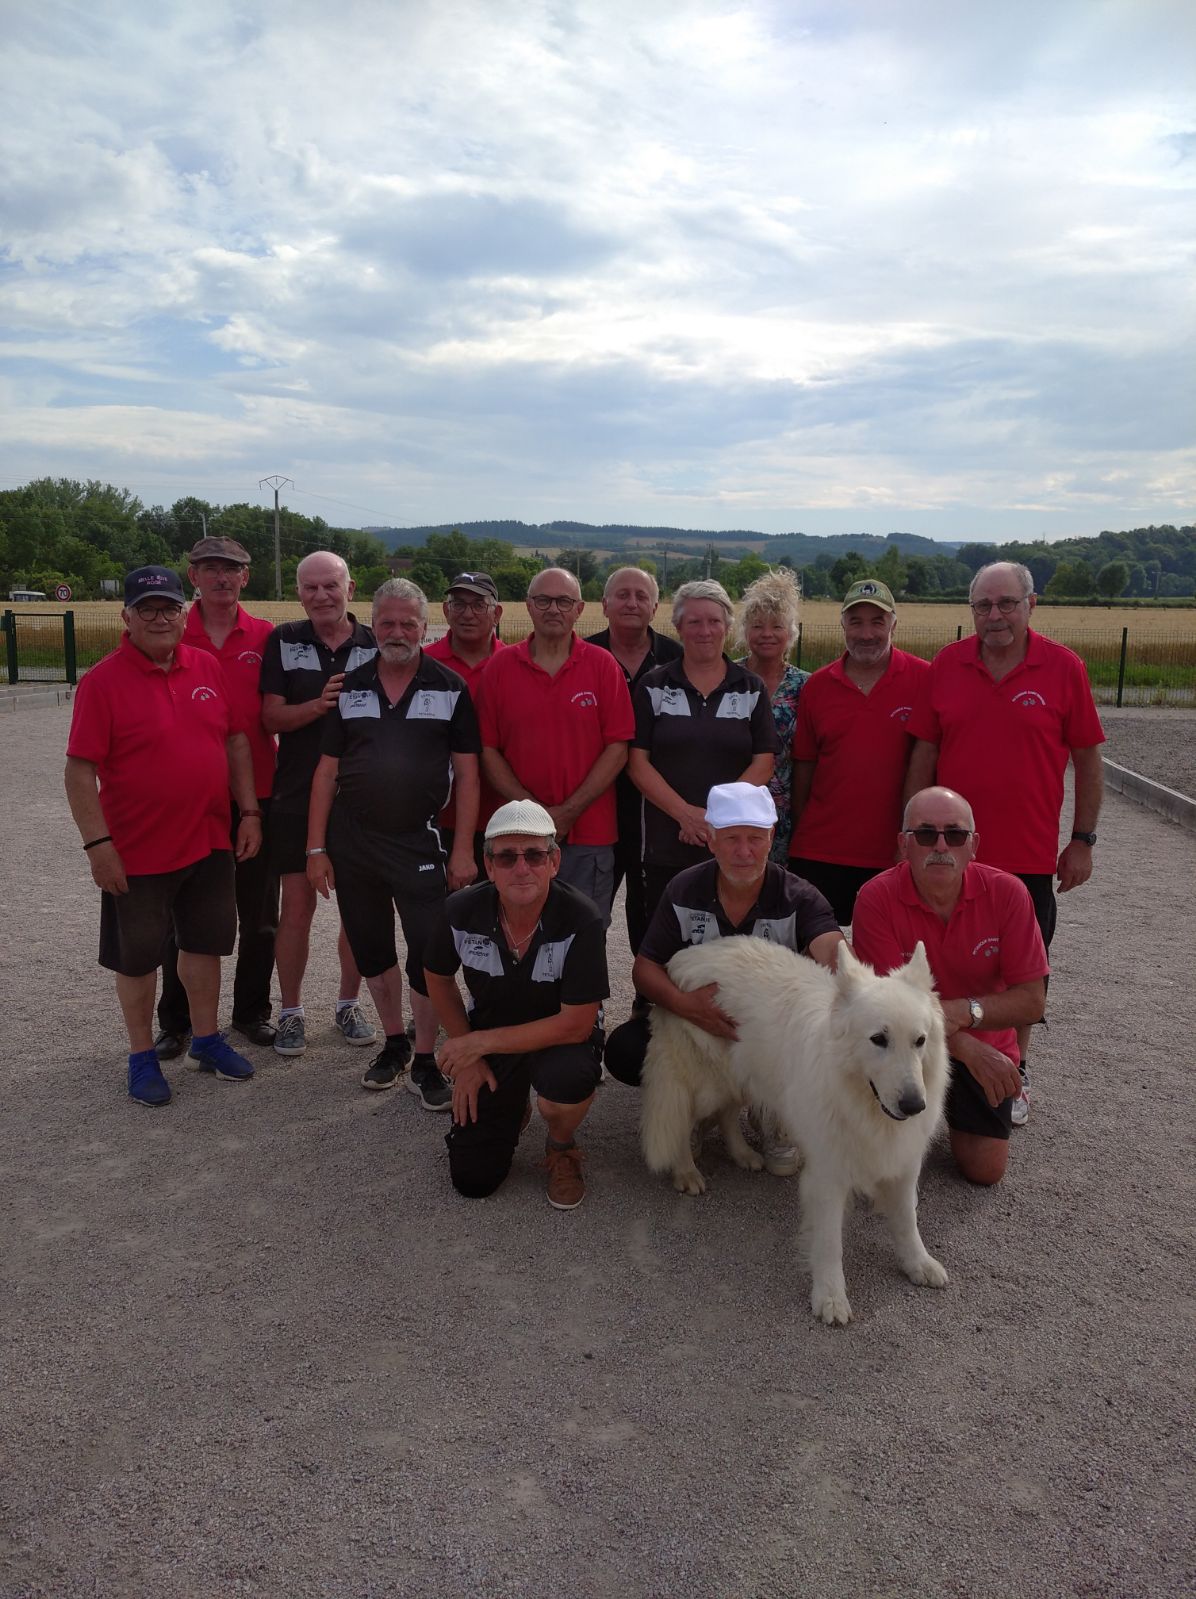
[903,942,936,992]
[837,942,870,985]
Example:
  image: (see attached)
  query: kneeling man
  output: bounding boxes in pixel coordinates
[851,786,1048,1186]
[424,801,607,1209]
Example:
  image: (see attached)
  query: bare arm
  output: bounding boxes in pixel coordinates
[626,748,709,843]
[737,752,774,786]
[807,930,844,969]
[64,756,127,895]
[447,753,480,890]
[304,754,339,899]
[226,732,262,861]
[1057,745,1104,891]
[549,742,628,840]
[940,977,1046,1040]
[481,746,534,805]
[261,677,345,735]
[791,758,816,829]
[904,738,938,804]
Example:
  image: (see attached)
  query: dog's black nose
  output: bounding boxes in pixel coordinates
[898,1089,926,1117]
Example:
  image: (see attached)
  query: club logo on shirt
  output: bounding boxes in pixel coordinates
[571,690,598,709]
[237,650,263,666]
[648,685,691,717]
[715,691,759,720]
[972,936,1000,959]
[453,929,505,977]
[674,907,721,945]
[531,935,576,983]
[890,704,913,722]
[345,645,378,673]
[281,641,320,672]
[407,689,459,721]
[1011,690,1047,708]
[340,689,380,719]
[191,685,218,702]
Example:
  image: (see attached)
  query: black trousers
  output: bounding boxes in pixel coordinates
[157,801,280,1032]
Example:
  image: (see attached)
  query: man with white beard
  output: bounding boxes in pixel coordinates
[305,580,481,1105]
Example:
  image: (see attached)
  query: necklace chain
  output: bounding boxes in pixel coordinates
[500,907,541,963]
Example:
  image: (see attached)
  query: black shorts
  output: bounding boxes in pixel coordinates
[446,1042,603,1199]
[328,811,445,989]
[788,859,882,927]
[99,850,236,977]
[945,1056,1013,1141]
[1014,872,1057,950]
[267,809,309,877]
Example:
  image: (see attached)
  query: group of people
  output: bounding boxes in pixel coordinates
[66,542,1104,1210]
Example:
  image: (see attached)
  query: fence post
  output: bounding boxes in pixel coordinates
[3,610,17,686]
[64,610,78,685]
[794,621,802,671]
[1115,626,1128,708]
[956,624,962,641]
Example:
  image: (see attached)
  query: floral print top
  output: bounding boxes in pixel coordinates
[737,659,809,862]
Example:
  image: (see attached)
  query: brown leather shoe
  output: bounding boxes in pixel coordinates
[542,1141,585,1210]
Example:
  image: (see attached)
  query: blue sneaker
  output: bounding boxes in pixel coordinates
[128,1051,172,1107]
[185,1032,255,1081]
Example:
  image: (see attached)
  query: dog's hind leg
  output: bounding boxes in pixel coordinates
[874,1172,949,1289]
[719,1104,764,1172]
[800,1164,853,1326]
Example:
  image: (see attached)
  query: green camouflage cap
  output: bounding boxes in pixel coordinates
[841,578,896,614]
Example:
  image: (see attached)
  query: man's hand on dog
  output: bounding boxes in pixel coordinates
[679,983,739,1041]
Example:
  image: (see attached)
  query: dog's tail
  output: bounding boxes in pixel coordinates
[640,1014,701,1175]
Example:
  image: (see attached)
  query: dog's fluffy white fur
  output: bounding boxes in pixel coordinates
[641,938,950,1325]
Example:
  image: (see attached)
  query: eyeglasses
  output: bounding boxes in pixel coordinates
[969,597,1026,617]
[529,595,578,612]
[488,847,553,868]
[134,604,183,621]
[904,826,973,847]
[446,596,492,615]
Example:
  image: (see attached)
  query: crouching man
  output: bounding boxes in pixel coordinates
[423,801,607,1209]
[851,786,1049,1186]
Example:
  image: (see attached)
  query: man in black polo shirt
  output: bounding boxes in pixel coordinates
[260,550,378,1057]
[589,565,683,955]
[305,579,481,1106]
[423,800,608,1210]
[605,783,842,1171]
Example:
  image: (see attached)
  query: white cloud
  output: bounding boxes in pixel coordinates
[0,0,1191,537]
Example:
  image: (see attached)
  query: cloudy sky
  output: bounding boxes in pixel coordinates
[2,0,1193,541]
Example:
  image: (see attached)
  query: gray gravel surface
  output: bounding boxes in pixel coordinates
[1100,707,1196,798]
[3,708,1194,1598]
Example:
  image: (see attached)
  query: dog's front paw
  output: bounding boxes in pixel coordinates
[811,1285,853,1326]
[672,1166,707,1196]
[904,1254,949,1289]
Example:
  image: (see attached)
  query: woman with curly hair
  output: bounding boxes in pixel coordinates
[735,567,808,862]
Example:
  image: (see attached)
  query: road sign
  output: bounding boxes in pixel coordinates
[54,584,72,601]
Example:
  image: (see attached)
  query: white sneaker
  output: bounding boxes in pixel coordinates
[1011,1063,1030,1127]
[744,1107,802,1177]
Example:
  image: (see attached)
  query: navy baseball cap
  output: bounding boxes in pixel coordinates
[124,566,186,608]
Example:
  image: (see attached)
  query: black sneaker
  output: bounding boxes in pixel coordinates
[407,1054,452,1112]
[153,1028,190,1061]
[361,1037,412,1092]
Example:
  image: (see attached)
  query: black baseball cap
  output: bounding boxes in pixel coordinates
[446,571,499,601]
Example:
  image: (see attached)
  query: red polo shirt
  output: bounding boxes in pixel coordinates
[851,861,1049,1065]
[67,636,238,875]
[424,634,504,836]
[475,636,635,846]
[907,631,1105,874]
[182,603,277,799]
[790,647,928,868]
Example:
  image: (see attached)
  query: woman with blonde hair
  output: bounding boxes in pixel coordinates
[735,567,808,862]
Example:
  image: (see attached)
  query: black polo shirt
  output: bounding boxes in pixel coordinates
[639,859,839,966]
[321,651,481,834]
[631,655,780,870]
[260,617,377,816]
[424,879,608,1032]
[590,626,685,847]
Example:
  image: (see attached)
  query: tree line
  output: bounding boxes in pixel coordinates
[1,477,1192,603]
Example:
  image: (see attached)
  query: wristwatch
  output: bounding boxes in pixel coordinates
[1071,831,1097,846]
[966,998,984,1028]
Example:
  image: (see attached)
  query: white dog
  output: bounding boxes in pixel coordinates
[640,938,950,1325]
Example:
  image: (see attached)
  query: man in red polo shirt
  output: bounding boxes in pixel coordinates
[65,566,263,1108]
[154,535,280,1057]
[475,567,634,922]
[905,561,1104,1122]
[851,786,1048,1187]
[789,579,928,926]
[424,569,505,872]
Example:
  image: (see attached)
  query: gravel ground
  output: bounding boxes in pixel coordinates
[1100,707,1196,798]
[3,707,1194,1598]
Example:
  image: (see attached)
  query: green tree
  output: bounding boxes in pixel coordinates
[829,552,868,593]
[1096,561,1128,599]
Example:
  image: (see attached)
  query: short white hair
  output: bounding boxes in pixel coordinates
[672,579,733,630]
[372,577,427,621]
[603,565,659,604]
[969,561,1034,602]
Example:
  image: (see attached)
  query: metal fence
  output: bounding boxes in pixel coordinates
[3,607,1195,707]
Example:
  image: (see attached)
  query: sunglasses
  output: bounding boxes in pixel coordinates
[488,847,552,868]
[904,826,972,847]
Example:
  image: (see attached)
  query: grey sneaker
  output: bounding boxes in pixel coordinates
[745,1106,802,1177]
[274,1013,307,1056]
[335,1002,376,1047]
[1011,1062,1030,1127]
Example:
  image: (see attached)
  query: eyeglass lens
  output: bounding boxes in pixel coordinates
[970,598,1022,616]
[138,605,182,620]
[907,826,971,846]
[490,848,551,867]
[530,595,577,611]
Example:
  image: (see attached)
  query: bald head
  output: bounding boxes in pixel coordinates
[903,786,975,832]
[529,566,581,601]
